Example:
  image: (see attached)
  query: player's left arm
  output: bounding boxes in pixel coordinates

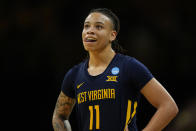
[140,78,179,131]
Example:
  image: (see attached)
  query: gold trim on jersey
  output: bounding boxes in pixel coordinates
[124,100,138,131]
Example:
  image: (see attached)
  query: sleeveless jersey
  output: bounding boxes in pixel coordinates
[61,53,153,131]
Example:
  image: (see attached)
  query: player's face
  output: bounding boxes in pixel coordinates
[82,12,117,52]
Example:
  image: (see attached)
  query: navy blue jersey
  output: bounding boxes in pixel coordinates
[61,53,153,131]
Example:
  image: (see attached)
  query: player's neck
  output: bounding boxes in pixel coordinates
[88,47,116,67]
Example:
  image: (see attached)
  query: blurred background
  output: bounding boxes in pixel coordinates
[1,0,195,130]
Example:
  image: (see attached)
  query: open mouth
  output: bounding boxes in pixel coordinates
[85,37,97,42]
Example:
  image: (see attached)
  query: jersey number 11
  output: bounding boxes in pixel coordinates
[89,105,100,130]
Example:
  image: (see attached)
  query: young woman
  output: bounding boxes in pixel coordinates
[52,8,178,131]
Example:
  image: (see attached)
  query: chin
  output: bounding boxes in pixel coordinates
[83,43,96,51]
[84,47,96,52]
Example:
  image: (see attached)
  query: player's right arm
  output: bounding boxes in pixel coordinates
[52,91,76,131]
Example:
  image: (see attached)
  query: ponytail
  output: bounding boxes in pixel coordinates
[112,39,126,54]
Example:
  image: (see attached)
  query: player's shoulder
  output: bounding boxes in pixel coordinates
[117,53,145,70]
[117,53,136,63]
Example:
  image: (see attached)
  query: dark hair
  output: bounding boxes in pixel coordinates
[89,8,126,54]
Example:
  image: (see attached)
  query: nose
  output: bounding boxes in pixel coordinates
[86,27,95,35]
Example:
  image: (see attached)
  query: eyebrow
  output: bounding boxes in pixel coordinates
[84,21,104,25]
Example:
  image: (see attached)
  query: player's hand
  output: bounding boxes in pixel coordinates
[125,126,129,131]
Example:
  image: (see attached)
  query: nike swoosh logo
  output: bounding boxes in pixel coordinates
[77,82,85,89]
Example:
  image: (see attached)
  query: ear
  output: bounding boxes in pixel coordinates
[110,30,117,42]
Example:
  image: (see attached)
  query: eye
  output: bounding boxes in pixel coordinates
[96,25,103,30]
[84,24,90,29]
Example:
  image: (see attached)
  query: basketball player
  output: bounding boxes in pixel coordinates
[52,8,178,131]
